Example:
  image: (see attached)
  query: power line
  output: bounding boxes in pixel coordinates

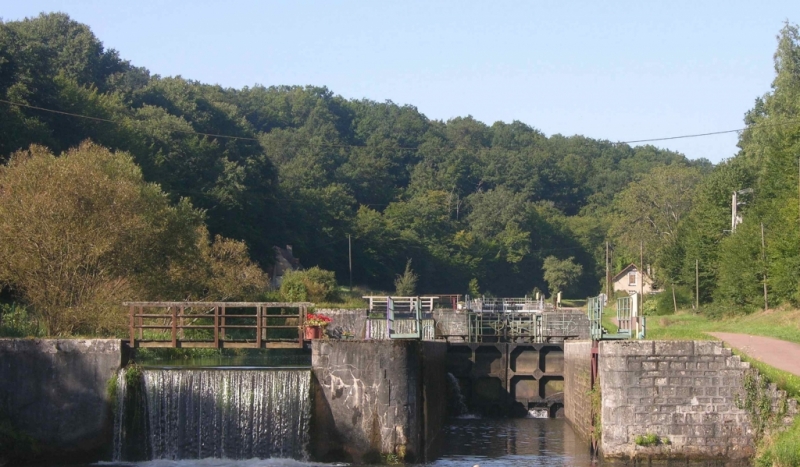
[4,97,800,150]
[617,118,800,145]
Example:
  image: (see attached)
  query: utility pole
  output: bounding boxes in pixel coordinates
[761,223,768,311]
[639,240,644,316]
[732,190,738,233]
[605,242,610,300]
[348,234,353,291]
[695,259,699,310]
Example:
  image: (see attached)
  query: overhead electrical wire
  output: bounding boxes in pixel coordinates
[3,98,800,151]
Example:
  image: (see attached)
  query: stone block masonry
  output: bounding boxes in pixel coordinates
[599,340,798,460]
[564,340,593,441]
[310,340,447,463]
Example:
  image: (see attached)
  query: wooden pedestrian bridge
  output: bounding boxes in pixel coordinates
[125,301,313,349]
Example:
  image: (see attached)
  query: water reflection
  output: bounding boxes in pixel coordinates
[428,418,593,466]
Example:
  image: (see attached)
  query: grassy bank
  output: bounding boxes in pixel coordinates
[642,307,800,466]
[645,308,800,344]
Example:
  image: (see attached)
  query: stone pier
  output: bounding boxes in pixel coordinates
[310,339,447,463]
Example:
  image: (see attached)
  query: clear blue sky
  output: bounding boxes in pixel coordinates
[4,1,798,163]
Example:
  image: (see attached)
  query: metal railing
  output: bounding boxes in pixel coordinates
[125,301,313,349]
[466,296,552,313]
[363,296,437,313]
[362,296,439,339]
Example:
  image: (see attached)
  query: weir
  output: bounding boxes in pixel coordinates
[113,367,312,461]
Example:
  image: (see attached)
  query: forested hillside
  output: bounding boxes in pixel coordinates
[654,23,800,312]
[0,13,709,301]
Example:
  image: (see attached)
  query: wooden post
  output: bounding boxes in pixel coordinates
[172,306,179,347]
[640,241,644,315]
[605,242,610,300]
[138,306,143,340]
[299,306,305,347]
[214,306,219,348]
[256,305,263,348]
[762,222,768,311]
[349,234,353,291]
[695,259,699,310]
[221,305,226,340]
[672,285,678,314]
[129,305,135,347]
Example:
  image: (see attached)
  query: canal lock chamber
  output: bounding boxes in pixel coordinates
[446,342,566,418]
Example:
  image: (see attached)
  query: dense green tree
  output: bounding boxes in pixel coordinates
[0,142,267,335]
[542,256,583,296]
[0,12,710,301]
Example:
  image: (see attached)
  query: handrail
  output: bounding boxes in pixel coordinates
[126,302,313,349]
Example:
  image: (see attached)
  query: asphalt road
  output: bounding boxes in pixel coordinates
[707,332,800,377]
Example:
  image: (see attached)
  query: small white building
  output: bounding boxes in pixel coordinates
[612,263,658,295]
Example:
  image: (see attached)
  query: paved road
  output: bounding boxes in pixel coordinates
[707,332,800,377]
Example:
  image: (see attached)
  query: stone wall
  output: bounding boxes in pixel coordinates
[310,340,447,463]
[421,341,448,458]
[599,340,794,460]
[0,339,126,462]
[564,340,593,441]
[433,310,469,341]
[316,308,368,338]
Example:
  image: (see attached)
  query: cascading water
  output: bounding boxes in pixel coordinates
[446,372,469,417]
[113,368,311,461]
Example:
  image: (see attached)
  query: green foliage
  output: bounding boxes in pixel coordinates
[634,433,662,447]
[280,267,339,303]
[0,302,43,337]
[611,164,704,268]
[0,142,268,336]
[468,278,480,297]
[644,287,693,316]
[394,260,418,296]
[0,413,39,462]
[664,23,800,309]
[107,371,119,411]
[0,12,715,306]
[542,256,582,296]
[758,417,800,467]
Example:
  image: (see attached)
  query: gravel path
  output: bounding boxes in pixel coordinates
[707,332,800,377]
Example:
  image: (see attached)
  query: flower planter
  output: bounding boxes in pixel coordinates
[304,326,322,340]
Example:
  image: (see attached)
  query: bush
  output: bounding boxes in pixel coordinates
[0,303,42,337]
[394,260,418,296]
[643,287,693,316]
[0,142,269,336]
[280,267,339,303]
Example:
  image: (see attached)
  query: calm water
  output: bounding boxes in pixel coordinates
[79,417,592,467]
[428,417,593,466]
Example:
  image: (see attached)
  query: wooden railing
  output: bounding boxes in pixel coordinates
[125,301,313,349]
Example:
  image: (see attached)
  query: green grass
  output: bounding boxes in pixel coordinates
[602,305,619,334]
[646,307,800,466]
[561,298,587,308]
[645,308,800,345]
[738,352,800,400]
[757,416,800,467]
[634,433,661,447]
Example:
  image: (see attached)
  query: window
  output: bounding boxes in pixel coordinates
[628,272,637,286]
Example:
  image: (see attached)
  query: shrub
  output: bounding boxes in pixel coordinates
[634,433,661,447]
[280,267,339,303]
[0,142,269,336]
[0,303,42,337]
[394,260,418,296]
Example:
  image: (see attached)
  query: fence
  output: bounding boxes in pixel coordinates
[125,301,313,349]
